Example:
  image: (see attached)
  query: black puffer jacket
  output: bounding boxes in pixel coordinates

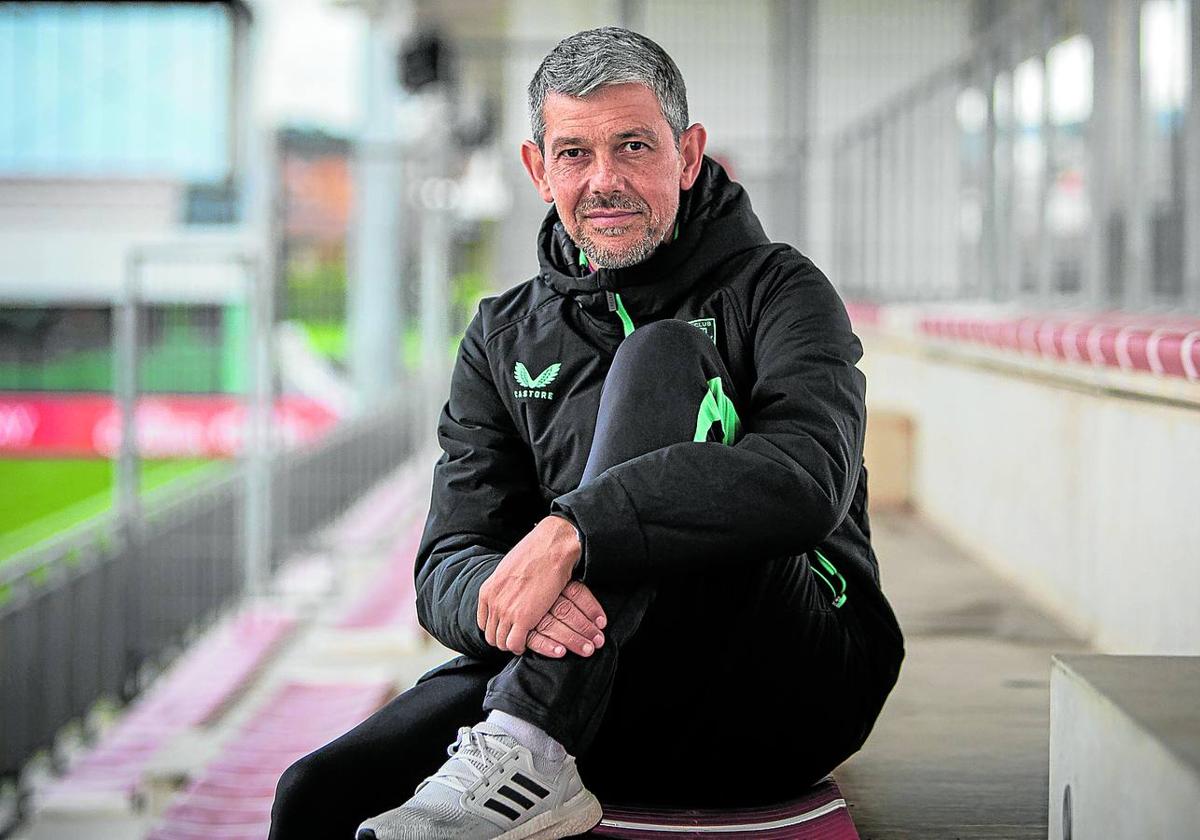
[414,156,902,661]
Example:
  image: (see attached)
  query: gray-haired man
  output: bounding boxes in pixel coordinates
[268,26,903,840]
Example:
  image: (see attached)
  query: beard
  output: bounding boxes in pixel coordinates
[570,192,673,269]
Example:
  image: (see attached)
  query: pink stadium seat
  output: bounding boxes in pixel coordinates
[36,607,296,805]
[336,517,425,630]
[145,680,393,840]
[329,470,422,549]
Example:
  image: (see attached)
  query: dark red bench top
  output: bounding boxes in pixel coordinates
[587,777,859,838]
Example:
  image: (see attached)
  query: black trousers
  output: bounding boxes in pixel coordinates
[269,320,902,839]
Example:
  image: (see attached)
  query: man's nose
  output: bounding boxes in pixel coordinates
[588,154,625,193]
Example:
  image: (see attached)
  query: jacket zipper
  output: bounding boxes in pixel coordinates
[606,290,635,338]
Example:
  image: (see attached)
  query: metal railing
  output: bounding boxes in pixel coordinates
[0,391,414,783]
[821,0,1199,314]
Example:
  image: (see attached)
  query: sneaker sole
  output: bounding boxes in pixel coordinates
[497,788,603,840]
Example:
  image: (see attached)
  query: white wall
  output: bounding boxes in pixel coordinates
[861,328,1200,655]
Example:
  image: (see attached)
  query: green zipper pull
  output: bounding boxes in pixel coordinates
[606,291,635,338]
[811,548,848,608]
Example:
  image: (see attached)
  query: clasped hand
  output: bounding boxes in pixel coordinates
[476,515,607,658]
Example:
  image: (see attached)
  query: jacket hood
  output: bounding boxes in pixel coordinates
[535,155,772,321]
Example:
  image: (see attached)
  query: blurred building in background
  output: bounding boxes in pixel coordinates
[0,0,265,474]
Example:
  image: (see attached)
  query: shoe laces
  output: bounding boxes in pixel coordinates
[421,725,512,796]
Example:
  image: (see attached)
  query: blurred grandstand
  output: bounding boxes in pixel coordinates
[0,0,1196,838]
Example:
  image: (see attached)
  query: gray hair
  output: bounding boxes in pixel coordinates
[528,27,688,151]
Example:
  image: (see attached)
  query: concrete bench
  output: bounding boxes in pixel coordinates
[1050,655,1200,840]
[145,680,393,840]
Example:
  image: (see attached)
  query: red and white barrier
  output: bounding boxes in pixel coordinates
[880,309,1200,382]
[0,394,338,457]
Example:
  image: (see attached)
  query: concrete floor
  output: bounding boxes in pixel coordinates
[836,510,1089,839]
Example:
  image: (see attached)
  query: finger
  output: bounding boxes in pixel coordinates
[526,630,566,658]
[505,623,527,655]
[563,580,607,629]
[477,591,487,631]
[539,615,596,656]
[486,611,500,649]
[496,619,514,652]
[551,597,604,645]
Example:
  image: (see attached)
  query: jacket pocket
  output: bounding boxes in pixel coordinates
[807,548,849,610]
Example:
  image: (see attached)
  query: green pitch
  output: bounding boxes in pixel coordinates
[0,458,216,561]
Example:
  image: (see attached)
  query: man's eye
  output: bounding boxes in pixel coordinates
[624,141,647,152]
[560,148,585,159]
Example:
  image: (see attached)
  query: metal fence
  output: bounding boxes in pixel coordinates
[0,115,453,812]
[0,1,465,823]
[0,390,413,781]
[822,0,1199,312]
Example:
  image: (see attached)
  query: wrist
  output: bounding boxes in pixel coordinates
[546,513,582,575]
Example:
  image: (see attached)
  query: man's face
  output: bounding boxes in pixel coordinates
[521,82,706,268]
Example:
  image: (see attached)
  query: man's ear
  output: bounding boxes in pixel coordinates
[520,140,554,203]
[678,123,707,190]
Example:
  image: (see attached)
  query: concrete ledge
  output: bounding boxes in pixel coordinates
[864,410,912,510]
[1049,655,1200,840]
[859,327,1200,654]
[26,796,149,840]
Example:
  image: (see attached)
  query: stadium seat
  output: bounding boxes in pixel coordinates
[34,607,296,809]
[587,777,860,838]
[145,680,393,840]
[336,517,425,630]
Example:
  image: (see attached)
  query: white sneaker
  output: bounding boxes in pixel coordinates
[356,720,602,840]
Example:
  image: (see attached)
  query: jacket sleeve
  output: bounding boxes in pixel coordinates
[550,257,866,583]
[413,304,545,660]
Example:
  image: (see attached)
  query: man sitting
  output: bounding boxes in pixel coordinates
[269,26,904,840]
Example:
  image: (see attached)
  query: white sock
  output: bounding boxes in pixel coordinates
[486,709,568,775]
